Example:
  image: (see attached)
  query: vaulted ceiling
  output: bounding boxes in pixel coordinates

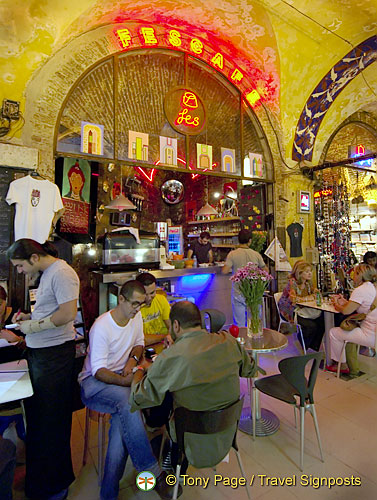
[1,0,376,164]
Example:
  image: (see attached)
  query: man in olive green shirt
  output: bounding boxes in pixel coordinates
[130,301,255,468]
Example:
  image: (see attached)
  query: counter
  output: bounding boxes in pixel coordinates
[92,266,272,328]
[93,266,234,323]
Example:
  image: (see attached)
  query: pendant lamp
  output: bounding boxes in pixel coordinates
[105,165,137,211]
[105,193,136,211]
[196,176,219,217]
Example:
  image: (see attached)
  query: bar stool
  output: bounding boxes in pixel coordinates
[82,408,109,485]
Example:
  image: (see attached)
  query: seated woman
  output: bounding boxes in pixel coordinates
[0,285,25,363]
[278,261,325,351]
[327,264,377,376]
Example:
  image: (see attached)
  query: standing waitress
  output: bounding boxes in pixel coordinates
[6,238,79,500]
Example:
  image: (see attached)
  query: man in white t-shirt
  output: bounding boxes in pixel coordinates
[79,280,180,500]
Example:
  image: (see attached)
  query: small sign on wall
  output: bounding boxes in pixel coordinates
[297,190,311,213]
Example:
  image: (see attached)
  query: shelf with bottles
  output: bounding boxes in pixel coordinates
[188,216,240,225]
[211,244,237,248]
[187,232,239,238]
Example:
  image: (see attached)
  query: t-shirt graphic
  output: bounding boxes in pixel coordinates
[287,222,303,258]
[6,175,63,243]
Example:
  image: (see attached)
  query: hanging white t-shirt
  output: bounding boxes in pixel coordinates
[6,175,63,243]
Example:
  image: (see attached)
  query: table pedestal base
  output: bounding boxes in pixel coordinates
[239,408,280,436]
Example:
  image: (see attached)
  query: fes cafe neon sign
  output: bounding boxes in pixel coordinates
[112,25,262,107]
[175,91,200,128]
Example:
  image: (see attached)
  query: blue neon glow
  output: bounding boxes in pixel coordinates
[177,273,213,292]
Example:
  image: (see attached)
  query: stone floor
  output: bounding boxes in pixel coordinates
[12,334,377,499]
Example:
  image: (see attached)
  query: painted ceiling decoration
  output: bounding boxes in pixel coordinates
[292,35,377,162]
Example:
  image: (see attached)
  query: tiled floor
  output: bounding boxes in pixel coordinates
[13,335,377,499]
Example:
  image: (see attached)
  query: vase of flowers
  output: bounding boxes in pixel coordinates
[230,262,273,338]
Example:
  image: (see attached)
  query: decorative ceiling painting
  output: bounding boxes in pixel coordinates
[292,35,377,162]
[1,0,377,169]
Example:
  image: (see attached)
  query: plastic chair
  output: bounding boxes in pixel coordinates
[171,397,250,499]
[82,408,109,485]
[254,352,324,471]
[335,323,377,378]
[274,292,306,354]
[200,308,226,333]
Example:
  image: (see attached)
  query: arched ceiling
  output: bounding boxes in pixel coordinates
[1,0,376,165]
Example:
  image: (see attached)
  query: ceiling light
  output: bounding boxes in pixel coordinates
[105,194,136,210]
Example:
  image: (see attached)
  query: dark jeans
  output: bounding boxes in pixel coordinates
[25,341,75,499]
[144,393,188,474]
[297,314,325,351]
[0,437,16,500]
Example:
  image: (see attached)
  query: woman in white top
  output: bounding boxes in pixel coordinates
[327,264,377,375]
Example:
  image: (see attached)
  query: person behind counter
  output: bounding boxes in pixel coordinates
[6,238,79,500]
[222,229,268,326]
[278,261,325,352]
[187,231,213,264]
[135,272,171,346]
[327,264,377,376]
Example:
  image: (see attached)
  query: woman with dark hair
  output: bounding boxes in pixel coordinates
[363,251,377,269]
[6,238,79,500]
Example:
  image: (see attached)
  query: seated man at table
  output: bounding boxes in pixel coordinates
[79,280,176,500]
[130,300,256,469]
[136,272,171,346]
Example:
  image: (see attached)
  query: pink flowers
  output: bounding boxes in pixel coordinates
[230,263,273,308]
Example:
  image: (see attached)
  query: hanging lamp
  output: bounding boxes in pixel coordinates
[196,176,219,217]
[105,165,137,211]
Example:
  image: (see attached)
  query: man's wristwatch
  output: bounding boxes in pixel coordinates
[132,365,145,374]
[131,355,139,363]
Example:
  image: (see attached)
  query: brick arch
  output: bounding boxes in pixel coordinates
[319,111,377,164]
[23,25,114,179]
[23,23,280,180]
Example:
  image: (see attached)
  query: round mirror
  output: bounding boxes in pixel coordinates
[161,180,184,204]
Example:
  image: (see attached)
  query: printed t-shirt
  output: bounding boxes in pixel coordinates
[286,223,303,258]
[6,176,63,243]
[141,293,170,335]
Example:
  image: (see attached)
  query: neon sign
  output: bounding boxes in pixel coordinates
[112,23,263,107]
[164,87,206,136]
[314,189,333,198]
[348,144,374,168]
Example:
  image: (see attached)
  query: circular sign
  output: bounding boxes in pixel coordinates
[164,86,206,136]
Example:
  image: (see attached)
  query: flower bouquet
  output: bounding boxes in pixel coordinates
[230,262,273,337]
[249,231,268,254]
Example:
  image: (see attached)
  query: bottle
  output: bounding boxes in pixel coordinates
[316,291,322,307]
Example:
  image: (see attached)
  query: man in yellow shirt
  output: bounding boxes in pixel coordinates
[136,273,171,346]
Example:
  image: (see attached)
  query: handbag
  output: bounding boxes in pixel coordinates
[340,313,366,331]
